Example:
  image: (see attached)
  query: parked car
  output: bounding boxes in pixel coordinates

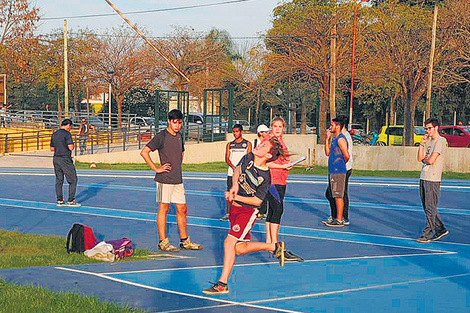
[233,120,251,131]
[350,123,365,136]
[439,126,470,148]
[186,113,228,139]
[86,116,107,130]
[296,122,316,134]
[376,125,425,146]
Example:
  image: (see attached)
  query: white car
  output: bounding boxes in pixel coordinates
[186,113,228,139]
[128,117,166,131]
[233,120,250,131]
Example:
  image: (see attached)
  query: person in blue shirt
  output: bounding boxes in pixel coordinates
[323,117,350,227]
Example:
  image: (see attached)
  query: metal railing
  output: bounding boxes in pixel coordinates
[0,123,230,155]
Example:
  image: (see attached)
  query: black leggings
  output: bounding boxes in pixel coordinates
[266,185,286,224]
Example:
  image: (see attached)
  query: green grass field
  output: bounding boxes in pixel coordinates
[76,161,470,180]
[0,279,146,313]
[0,230,170,312]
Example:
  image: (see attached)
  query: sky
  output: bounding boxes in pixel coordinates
[33,0,282,45]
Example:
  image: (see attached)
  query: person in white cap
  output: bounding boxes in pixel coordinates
[253,124,270,220]
[253,124,270,148]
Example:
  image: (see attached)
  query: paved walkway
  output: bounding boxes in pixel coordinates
[0,150,54,168]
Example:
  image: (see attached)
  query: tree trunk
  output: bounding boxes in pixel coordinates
[255,87,260,126]
[319,79,329,144]
[300,96,307,134]
[403,89,413,146]
[117,94,123,128]
[390,92,397,125]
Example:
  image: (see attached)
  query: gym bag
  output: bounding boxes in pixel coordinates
[66,223,97,253]
[107,238,134,259]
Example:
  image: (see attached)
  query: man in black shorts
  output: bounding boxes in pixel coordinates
[140,109,202,252]
[203,136,289,295]
[50,119,80,207]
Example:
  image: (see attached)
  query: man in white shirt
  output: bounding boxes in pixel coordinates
[416,118,448,243]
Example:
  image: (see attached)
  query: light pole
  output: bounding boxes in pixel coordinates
[107,69,114,130]
[84,76,89,120]
[349,0,370,128]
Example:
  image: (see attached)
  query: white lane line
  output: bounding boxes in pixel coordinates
[100,252,455,275]
[247,272,470,304]
[0,199,462,252]
[158,303,234,313]
[1,171,469,189]
[54,266,301,313]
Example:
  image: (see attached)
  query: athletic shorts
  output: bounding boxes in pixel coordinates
[329,174,346,198]
[156,182,186,204]
[227,176,233,191]
[228,204,258,241]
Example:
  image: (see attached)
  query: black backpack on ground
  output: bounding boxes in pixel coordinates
[66,223,97,253]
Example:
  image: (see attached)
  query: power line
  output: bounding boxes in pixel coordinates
[41,0,258,21]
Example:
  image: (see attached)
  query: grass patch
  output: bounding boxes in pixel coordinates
[0,279,145,313]
[76,161,470,180]
[0,230,157,270]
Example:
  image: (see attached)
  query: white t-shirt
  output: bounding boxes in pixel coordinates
[343,130,353,171]
[420,136,447,182]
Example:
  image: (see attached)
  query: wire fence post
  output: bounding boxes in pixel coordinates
[107,131,110,153]
[21,132,24,151]
[5,134,8,153]
[122,129,126,151]
[37,131,40,150]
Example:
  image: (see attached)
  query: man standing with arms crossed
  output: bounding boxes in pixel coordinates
[50,119,80,207]
[323,117,350,227]
[323,115,353,226]
[220,123,252,221]
[140,109,202,252]
[416,118,449,243]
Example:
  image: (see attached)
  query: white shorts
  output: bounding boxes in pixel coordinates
[156,182,186,204]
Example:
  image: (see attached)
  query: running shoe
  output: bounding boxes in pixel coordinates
[203,281,229,295]
[158,237,179,252]
[180,237,203,250]
[56,200,65,207]
[65,200,81,207]
[431,230,449,241]
[284,250,304,262]
[325,219,344,228]
[273,242,285,266]
[343,218,350,226]
[321,216,334,225]
[416,236,431,243]
[219,213,229,221]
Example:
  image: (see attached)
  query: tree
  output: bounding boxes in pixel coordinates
[360,2,464,145]
[154,26,236,109]
[265,0,355,142]
[90,26,158,127]
[0,0,39,75]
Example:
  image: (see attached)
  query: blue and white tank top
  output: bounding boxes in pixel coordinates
[228,138,249,176]
[328,133,348,174]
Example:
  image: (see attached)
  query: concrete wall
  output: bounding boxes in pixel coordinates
[315,144,470,173]
[75,134,470,173]
[75,134,317,166]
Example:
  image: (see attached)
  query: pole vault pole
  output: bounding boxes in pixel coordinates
[103,0,190,83]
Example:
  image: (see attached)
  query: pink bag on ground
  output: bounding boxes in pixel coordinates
[107,238,134,259]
